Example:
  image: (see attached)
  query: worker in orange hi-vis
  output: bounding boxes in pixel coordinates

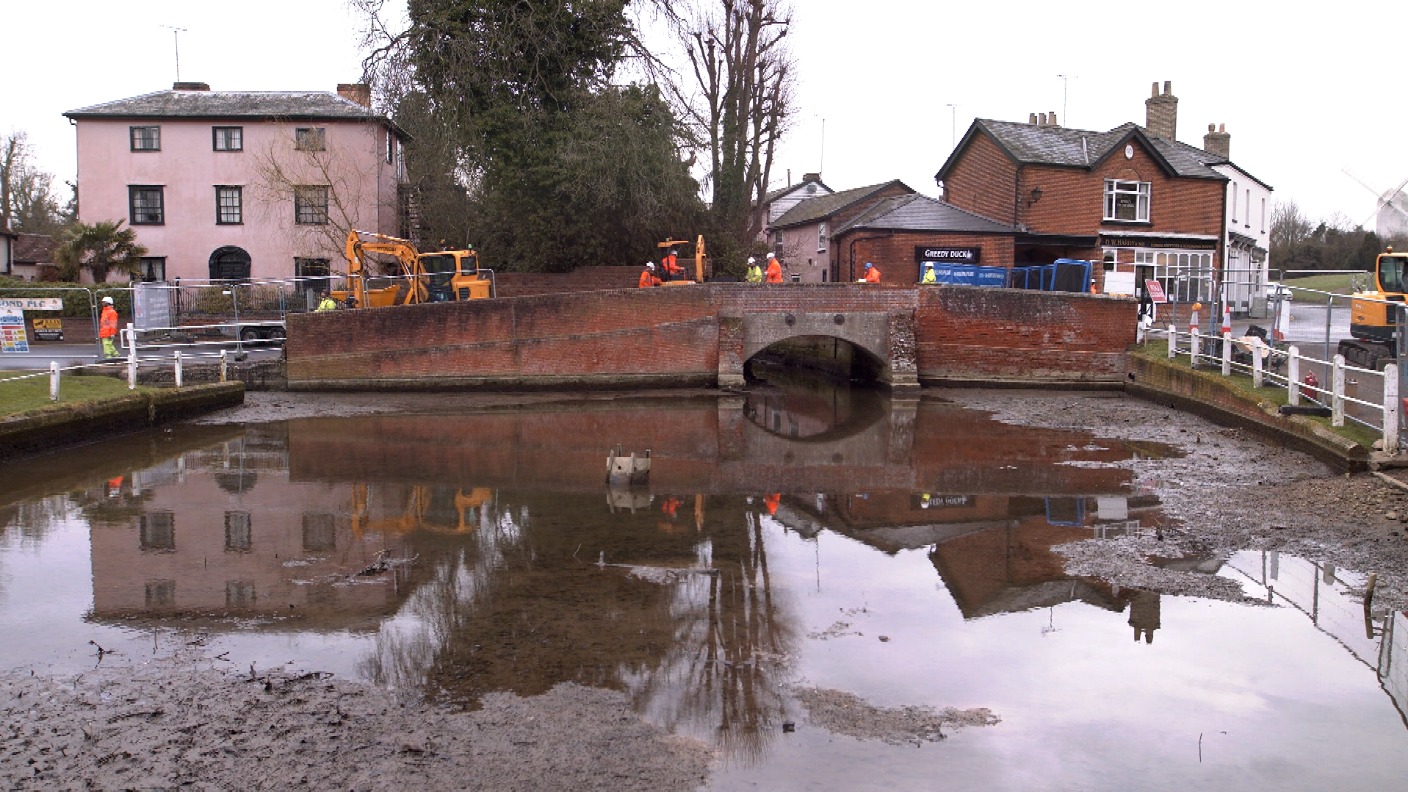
[861,262,881,283]
[660,247,684,282]
[764,252,784,283]
[638,261,662,288]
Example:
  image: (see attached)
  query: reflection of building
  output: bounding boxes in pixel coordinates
[89,437,414,628]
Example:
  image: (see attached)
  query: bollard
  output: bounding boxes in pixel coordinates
[50,361,60,402]
[125,322,137,390]
[174,350,183,388]
[1189,302,1202,362]
[1221,330,1232,376]
[1167,324,1176,359]
[220,350,228,383]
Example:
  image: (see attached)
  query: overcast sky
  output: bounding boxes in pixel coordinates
[6,0,1403,228]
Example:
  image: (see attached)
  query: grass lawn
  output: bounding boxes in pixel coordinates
[1280,272,1364,294]
[0,371,151,418]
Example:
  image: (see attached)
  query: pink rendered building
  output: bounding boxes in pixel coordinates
[65,82,408,284]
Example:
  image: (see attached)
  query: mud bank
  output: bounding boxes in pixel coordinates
[1,648,713,791]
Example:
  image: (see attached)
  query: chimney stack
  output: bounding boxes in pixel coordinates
[1029,112,1039,125]
[337,83,372,108]
[802,172,821,183]
[1144,80,1178,141]
[1203,123,1230,159]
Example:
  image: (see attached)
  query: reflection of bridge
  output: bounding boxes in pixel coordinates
[284,397,1139,499]
[286,284,1132,391]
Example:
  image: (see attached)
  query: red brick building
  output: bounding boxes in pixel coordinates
[936,82,1266,303]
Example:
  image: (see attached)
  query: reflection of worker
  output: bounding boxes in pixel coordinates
[860,262,881,283]
[661,496,682,519]
[660,248,684,281]
[921,263,937,284]
[99,296,120,359]
[638,261,662,288]
[764,253,784,284]
[745,257,763,284]
[920,493,932,508]
[315,291,338,312]
[763,492,780,516]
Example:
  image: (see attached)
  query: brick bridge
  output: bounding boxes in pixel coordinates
[285,283,1133,391]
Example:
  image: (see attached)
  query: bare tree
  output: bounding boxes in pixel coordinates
[1,131,69,235]
[1269,199,1314,271]
[251,125,394,271]
[657,0,797,262]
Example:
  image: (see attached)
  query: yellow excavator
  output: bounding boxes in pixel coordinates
[1339,246,1408,369]
[334,230,495,308]
[350,483,493,536]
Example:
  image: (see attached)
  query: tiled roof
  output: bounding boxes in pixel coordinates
[65,89,395,126]
[773,180,913,227]
[14,233,56,263]
[836,194,1017,235]
[938,119,1227,182]
[763,177,833,204]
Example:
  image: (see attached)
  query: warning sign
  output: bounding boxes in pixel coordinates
[1,310,30,353]
[31,317,63,341]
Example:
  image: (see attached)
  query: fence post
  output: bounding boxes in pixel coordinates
[1167,325,1176,359]
[1189,303,1202,364]
[49,361,60,402]
[174,350,183,388]
[1252,344,1264,389]
[1221,330,1232,376]
[1332,354,1346,427]
[1288,346,1301,406]
[1384,363,1399,454]
[220,350,228,383]
[126,324,138,390]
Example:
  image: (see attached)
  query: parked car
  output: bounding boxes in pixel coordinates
[1266,283,1293,301]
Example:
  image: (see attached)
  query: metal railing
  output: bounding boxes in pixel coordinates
[1151,320,1399,452]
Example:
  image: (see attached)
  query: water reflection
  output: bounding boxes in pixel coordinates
[3,382,1407,786]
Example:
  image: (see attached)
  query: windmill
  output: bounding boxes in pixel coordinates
[1343,169,1408,239]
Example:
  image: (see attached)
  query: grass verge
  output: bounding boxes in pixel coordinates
[0,371,152,418]
[1130,340,1383,450]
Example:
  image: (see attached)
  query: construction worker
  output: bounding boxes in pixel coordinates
[660,247,684,282]
[315,290,339,312]
[763,492,781,516]
[764,252,784,284]
[745,256,763,284]
[638,261,662,288]
[861,262,882,284]
[98,296,120,359]
[921,262,937,284]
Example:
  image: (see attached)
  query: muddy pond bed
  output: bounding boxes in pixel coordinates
[2,387,1407,790]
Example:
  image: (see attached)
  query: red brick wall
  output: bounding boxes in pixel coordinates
[835,232,1016,283]
[915,285,1132,382]
[287,282,1134,389]
[942,134,1019,226]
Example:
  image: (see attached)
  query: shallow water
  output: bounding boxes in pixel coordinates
[1,386,1405,790]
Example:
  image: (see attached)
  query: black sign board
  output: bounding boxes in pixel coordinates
[1099,234,1218,251]
[915,245,981,264]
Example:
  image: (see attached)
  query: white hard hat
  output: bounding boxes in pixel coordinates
[767,252,776,259]
[747,257,756,264]
[646,262,655,269]
[102,296,114,304]
[924,262,934,267]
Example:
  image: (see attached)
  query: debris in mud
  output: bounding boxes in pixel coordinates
[792,686,1000,746]
[0,648,713,791]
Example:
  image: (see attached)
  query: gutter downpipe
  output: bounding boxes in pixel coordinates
[848,233,894,282]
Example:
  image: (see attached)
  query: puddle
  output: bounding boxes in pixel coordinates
[1,389,1405,790]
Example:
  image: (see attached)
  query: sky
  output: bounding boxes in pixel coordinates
[5,0,1405,229]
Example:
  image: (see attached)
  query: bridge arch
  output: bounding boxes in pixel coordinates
[720,309,917,390]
